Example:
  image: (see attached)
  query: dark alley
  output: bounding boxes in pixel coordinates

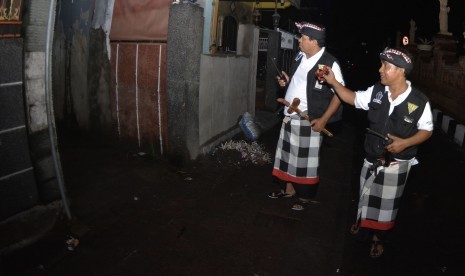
[2,1,465,275]
[2,108,465,275]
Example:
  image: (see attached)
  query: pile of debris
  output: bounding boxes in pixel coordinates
[213,140,272,165]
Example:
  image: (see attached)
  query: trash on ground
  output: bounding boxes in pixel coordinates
[239,112,261,141]
[65,236,79,251]
[214,140,272,165]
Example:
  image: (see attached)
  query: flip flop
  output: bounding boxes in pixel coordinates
[267,191,295,199]
[291,200,310,211]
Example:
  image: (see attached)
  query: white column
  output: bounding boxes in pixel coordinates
[454,124,465,147]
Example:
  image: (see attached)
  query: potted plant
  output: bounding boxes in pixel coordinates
[417,37,433,51]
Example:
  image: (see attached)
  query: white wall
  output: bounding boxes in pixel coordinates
[199,55,250,147]
[197,24,258,154]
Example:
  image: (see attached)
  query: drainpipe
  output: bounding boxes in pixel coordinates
[45,0,72,220]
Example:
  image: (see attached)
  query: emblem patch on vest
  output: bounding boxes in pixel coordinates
[373,91,383,104]
[404,116,414,123]
[407,102,418,114]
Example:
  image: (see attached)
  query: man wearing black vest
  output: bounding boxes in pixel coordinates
[268,21,344,211]
[323,47,433,258]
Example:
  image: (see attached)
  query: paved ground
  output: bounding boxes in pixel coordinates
[1,107,464,276]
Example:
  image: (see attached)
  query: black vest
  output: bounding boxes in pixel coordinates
[288,51,342,123]
[365,82,429,160]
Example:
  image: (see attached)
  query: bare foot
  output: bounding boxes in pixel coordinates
[370,237,384,258]
[291,199,310,211]
[285,183,296,195]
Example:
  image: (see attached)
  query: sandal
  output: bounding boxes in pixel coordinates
[268,191,295,199]
[291,200,310,211]
[370,240,384,258]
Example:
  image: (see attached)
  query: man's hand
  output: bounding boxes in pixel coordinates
[385,130,433,154]
[310,117,328,132]
[316,66,329,83]
[385,133,407,154]
[322,66,337,86]
[321,66,356,106]
[276,71,289,87]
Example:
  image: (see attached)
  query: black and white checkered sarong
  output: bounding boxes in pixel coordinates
[357,159,411,230]
[272,115,322,184]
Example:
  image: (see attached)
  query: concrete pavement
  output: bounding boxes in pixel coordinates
[1,108,464,276]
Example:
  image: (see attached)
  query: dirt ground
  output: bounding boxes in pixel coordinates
[1,109,465,276]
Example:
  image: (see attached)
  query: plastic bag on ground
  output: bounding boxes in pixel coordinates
[239,112,261,141]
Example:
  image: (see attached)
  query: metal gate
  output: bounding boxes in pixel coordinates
[256,29,297,111]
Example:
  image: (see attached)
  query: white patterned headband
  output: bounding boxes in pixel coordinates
[380,47,413,73]
[295,22,324,32]
[295,21,325,40]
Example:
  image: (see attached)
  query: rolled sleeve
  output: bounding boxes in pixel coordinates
[354,86,375,110]
[332,61,345,86]
[417,102,434,131]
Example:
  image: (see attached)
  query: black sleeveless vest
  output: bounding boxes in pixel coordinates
[288,51,342,123]
[365,82,429,160]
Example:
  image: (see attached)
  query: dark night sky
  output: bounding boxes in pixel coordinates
[260,0,464,87]
[263,0,464,51]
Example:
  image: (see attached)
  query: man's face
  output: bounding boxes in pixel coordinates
[378,60,404,85]
[298,34,316,55]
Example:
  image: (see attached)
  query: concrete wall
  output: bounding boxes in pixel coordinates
[198,24,259,154]
[0,38,38,220]
[167,2,260,163]
[237,24,259,113]
[166,3,204,163]
[410,35,465,125]
[22,0,61,203]
[53,0,115,134]
[3,0,114,219]
[198,54,251,151]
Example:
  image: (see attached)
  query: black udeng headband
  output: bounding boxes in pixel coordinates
[379,47,413,73]
[295,21,326,40]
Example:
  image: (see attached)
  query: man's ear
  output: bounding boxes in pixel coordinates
[396,67,406,76]
[401,67,406,76]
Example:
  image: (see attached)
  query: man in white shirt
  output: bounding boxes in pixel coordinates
[323,47,433,258]
[268,21,344,212]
